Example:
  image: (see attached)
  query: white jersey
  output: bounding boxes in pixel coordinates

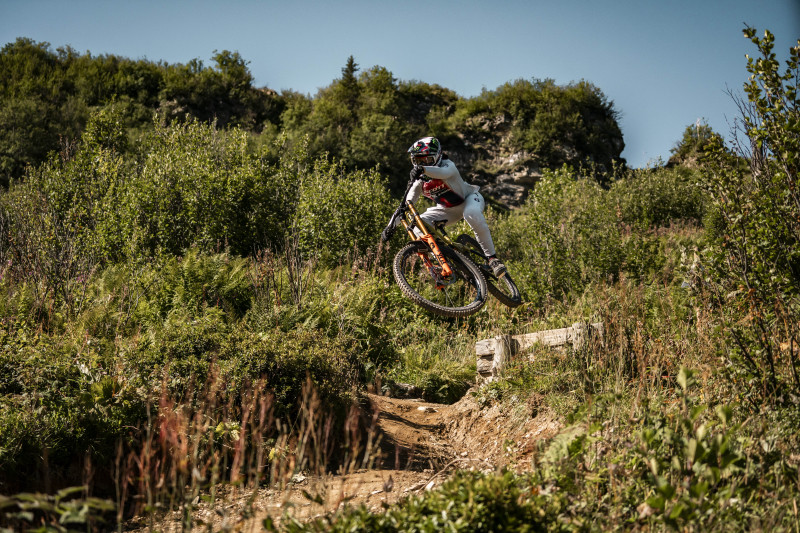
[402,158,495,256]
[406,159,480,208]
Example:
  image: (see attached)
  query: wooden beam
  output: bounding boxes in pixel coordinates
[475,322,603,383]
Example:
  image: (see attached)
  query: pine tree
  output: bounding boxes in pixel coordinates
[341,55,360,114]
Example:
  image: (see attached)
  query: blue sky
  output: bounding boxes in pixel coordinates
[2,0,798,168]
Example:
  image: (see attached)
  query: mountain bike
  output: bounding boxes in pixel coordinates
[383,178,522,318]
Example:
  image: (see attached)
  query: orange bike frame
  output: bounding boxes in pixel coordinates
[400,201,454,278]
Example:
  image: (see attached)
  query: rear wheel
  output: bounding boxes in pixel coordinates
[393,241,487,317]
[455,234,522,308]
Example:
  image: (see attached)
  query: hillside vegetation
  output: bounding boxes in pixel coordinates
[0,39,623,201]
[1,27,799,531]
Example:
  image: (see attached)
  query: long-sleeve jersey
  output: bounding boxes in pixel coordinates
[406,159,480,208]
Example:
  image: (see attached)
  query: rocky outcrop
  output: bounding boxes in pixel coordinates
[432,81,626,207]
[441,111,622,207]
[441,116,544,207]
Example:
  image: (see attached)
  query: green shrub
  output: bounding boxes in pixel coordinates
[386,343,475,404]
[632,370,749,529]
[493,167,624,305]
[488,163,708,303]
[221,326,360,416]
[0,487,115,532]
[609,166,706,229]
[135,249,254,326]
[620,232,668,283]
[0,107,130,325]
[450,78,624,180]
[0,249,380,490]
[669,120,724,166]
[129,119,283,257]
[293,155,392,265]
[700,28,800,405]
[0,330,146,487]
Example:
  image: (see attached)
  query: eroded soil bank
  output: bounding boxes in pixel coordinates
[127,390,561,531]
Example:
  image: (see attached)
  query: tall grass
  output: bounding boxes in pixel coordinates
[114,372,380,531]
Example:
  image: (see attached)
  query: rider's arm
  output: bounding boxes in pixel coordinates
[421,159,458,182]
[405,179,423,204]
[388,179,424,229]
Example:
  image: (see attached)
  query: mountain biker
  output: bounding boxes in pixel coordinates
[381,136,506,277]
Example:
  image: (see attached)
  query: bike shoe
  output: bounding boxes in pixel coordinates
[488,257,507,278]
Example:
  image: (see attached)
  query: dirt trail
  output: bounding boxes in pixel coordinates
[127,390,561,531]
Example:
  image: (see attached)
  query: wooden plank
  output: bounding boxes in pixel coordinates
[475,321,604,383]
[513,327,571,351]
[475,338,496,356]
[494,334,514,375]
[476,358,493,374]
[475,323,604,356]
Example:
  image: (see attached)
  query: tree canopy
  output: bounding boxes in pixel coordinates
[0,39,626,192]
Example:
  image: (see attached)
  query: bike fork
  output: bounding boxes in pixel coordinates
[401,202,453,279]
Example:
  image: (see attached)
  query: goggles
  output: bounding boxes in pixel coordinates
[412,154,437,166]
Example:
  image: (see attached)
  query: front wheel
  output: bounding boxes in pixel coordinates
[456,235,522,308]
[393,241,487,318]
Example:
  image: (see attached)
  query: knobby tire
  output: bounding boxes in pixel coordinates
[393,241,487,318]
[455,234,522,308]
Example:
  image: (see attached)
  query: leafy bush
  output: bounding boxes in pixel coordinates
[0,249,370,491]
[493,167,624,305]
[609,164,707,284]
[0,39,284,184]
[700,27,800,405]
[0,39,87,186]
[132,249,254,330]
[528,371,797,531]
[0,328,146,487]
[609,165,706,229]
[627,369,747,528]
[126,314,360,417]
[0,106,129,323]
[293,155,392,265]
[386,333,476,404]
[488,161,709,303]
[129,119,282,257]
[1,108,391,298]
[0,487,115,532]
[451,78,624,180]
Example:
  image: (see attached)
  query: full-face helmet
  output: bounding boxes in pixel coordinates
[408,136,442,167]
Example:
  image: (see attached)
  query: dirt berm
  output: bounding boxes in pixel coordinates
[128,389,562,531]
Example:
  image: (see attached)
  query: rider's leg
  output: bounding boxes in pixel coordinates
[462,193,497,257]
[416,204,461,238]
[420,197,506,276]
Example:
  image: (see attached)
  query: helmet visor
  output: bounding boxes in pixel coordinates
[412,154,437,166]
